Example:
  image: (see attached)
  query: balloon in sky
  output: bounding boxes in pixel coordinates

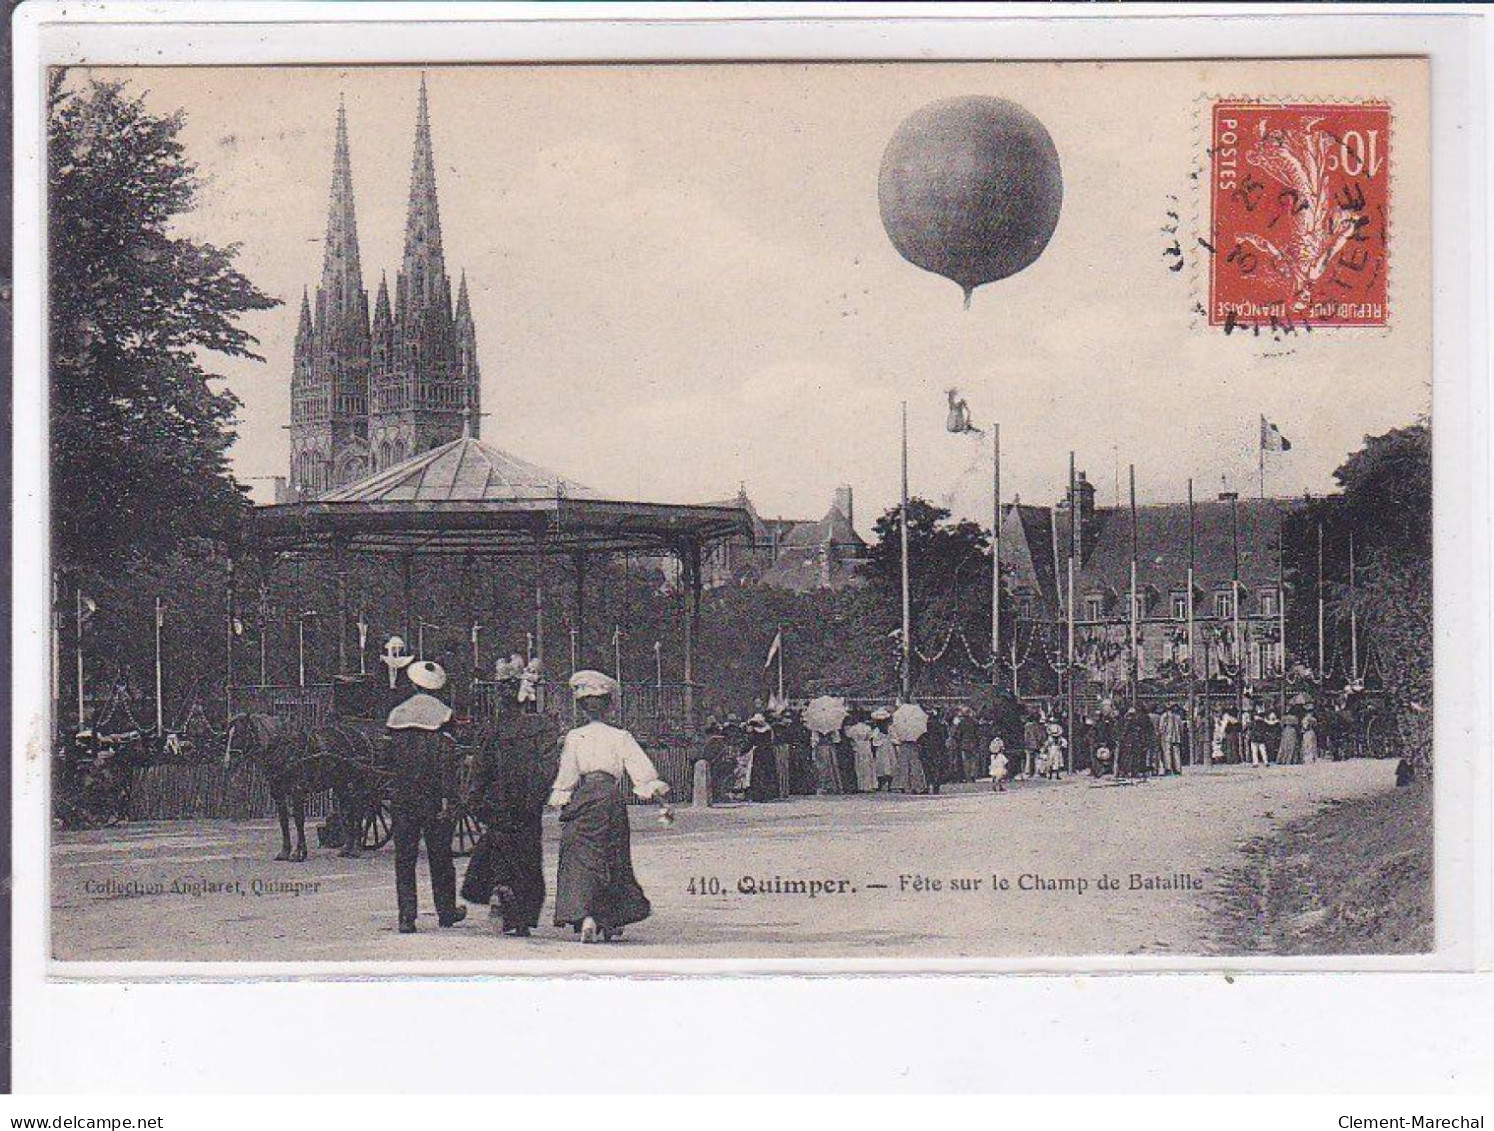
[878,95,1063,308]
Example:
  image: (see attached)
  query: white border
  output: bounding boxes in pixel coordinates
[10,2,1494,1091]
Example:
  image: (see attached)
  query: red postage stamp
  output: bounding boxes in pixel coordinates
[1209,101,1390,329]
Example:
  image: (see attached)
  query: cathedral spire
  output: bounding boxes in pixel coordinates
[455,269,471,322]
[399,72,447,313]
[373,270,391,325]
[320,94,364,312]
[296,286,313,342]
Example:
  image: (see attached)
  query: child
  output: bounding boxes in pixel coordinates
[988,737,1009,793]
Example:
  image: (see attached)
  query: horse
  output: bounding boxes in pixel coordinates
[223,713,382,862]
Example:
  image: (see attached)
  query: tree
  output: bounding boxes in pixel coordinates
[865,497,1009,686]
[1283,421,1432,763]
[49,73,280,578]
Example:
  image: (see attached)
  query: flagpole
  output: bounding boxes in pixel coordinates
[1259,421,1266,501]
[777,631,785,703]
[1129,464,1140,703]
[1316,522,1326,680]
[226,561,236,726]
[258,583,268,688]
[1231,492,1243,719]
[1349,532,1359,681]
[154,597,164,735]
[900,401,912,702]
[76,588,86,730]
[655,640,663,689]
[991,422,1001,688]
[1066,451,1076,773]
[1278,518,1288,721]
[1186,479,1197,766]
[614,626,623,685]
[472,622,482,675]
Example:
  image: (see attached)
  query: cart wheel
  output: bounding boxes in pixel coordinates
[451,812,482,858]
[362,800,394,850]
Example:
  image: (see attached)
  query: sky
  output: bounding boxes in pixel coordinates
[81,59,1429,531]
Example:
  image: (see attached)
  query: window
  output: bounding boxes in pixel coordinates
[1017,593,1034,620]
[1171,592,1188,620]
[1084,595,1104,621]
[1259,589,1279,618]
[1214,591,1234,619]
[1132,593,1148,620]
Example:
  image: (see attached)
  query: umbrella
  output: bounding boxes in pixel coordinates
[803,695,849,735]
[890,703,929,743]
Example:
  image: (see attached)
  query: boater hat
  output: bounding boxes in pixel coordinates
[407,660,447,691]
[570,670,618,700]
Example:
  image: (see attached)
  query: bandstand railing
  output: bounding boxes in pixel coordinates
[231,684,334,729]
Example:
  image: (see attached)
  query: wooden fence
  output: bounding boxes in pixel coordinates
[128,764,332,821]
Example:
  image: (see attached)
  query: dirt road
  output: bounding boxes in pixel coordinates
[51,759,1403,963]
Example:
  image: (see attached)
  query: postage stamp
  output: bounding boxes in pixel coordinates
[1209,101,1390,329]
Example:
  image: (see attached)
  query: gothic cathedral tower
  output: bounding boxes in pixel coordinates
[369,75,481,472]
[289,98,371,498]
[290,77,481,498]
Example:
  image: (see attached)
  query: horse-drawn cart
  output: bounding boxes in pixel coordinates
[228,676,487,861]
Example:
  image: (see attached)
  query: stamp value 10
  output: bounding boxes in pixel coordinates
[1210,101,1390,329]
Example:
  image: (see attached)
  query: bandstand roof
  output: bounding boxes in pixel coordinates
[241,436,752,558]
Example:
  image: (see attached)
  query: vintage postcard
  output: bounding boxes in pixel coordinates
[32,53,1453,970]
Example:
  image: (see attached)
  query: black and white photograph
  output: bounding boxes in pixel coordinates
[30,53,1452,967]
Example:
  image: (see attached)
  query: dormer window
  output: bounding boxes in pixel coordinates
[1170,591,1188,620]
[1084,595,1104,622]
[1259,588,1279,617]
[1214,590,1234,619]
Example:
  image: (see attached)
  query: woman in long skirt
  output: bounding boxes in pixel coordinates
[1278,708,1301,765]
[846,714,877,793]
[549,671,670,943]
[811,728,843,794]
[461,703,559,936]
[1300,708,1320,763]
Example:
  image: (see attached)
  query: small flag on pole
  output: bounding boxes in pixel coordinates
[79,595,97,623]
[232,617,245,636]
[763,630,782,671]
[1260,416,1292,452]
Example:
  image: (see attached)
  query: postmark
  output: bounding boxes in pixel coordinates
[1209,101,1390,329]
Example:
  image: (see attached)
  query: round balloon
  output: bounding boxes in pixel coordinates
[878,95,1063,307]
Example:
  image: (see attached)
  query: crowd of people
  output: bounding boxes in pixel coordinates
[693,688,1352,803]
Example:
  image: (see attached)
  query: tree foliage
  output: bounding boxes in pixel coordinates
[49,72,280,578]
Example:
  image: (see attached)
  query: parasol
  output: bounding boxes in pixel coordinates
[890,703,929,743]
[803,695,849,735]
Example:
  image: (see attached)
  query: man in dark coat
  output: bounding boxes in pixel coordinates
[1116,705,1159,779]
[388,660,466,934]
[460,684,560,936]
[921,710,951,794]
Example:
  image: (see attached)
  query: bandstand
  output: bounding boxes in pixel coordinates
[230,431,750,778]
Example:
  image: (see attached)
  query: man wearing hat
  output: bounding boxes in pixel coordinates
[387,659,467,933]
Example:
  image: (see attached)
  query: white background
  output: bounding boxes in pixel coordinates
[9,2,1494,1093]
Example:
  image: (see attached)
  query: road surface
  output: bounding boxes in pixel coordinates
[51,759,1398,963]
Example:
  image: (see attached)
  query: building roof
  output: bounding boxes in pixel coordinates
[1077,497,1288,598]
[244,436,750,558]
[319,435,594,504]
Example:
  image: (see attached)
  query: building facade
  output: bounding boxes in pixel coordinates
[999,471,1296,693]
[702,486,867,592]
[288,78,481,500]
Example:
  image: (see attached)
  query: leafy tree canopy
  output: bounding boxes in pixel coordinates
[49,73,280,578]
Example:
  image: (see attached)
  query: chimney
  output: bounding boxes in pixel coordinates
[1075,470,1099,559]
[833,485,854,532]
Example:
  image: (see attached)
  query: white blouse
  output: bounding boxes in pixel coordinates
[548,721,670,806]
